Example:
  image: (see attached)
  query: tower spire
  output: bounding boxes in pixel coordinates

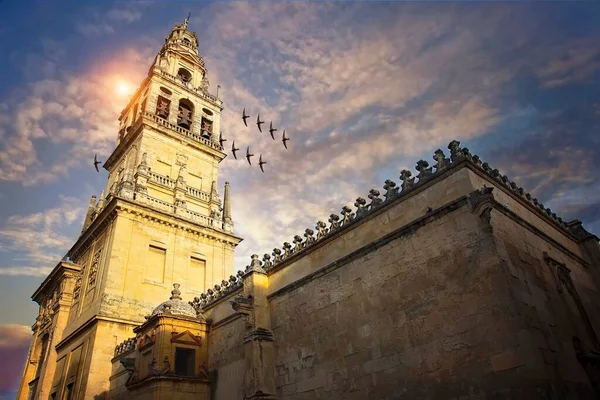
[183,12,191,28]
[223,181,233,232]
[81,195,97,233]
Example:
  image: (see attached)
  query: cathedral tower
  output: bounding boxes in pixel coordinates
[16,16,242,400]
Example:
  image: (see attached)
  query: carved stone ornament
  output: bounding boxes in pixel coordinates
[244,254,265,274]
[433,149,451,172]
[88,248,101,288]
[368,189,383,209]
[399,170,415,191]
[383,180,399,201]
[199,75,210,93]
[467,186,495,229]
[415,160,433,182]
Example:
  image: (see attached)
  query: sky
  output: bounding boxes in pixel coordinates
[1,0,600,397]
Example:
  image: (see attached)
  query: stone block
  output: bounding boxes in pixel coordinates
[491,350,524,372]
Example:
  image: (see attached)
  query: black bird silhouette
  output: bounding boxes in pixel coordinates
[258,154,267,173]
[219,132,227,148]
[94,154,102,172]
[246,146,254,165]
[282,130,290,149]
[242,108,249,127]
[256,114,264,132]
[231,141,239,159]
[269,122,277,140]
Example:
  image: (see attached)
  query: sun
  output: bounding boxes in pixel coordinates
[115,81,132,97]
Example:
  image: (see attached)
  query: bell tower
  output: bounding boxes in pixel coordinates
[16,16,242,400]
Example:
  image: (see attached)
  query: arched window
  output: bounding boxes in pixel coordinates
[177,99,194,130]
[156,95,171,119]
[177,68,192,83]
[200,117,213,138]
[182,38,192,47]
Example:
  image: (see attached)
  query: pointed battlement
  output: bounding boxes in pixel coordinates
[186,139,597,312]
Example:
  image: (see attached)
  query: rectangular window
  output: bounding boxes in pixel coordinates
[63,383,73,400]
[146,245,166,283]
[188,257,206,292]
[174,347,196,376]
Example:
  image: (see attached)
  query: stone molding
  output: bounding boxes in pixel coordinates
[242,140,595,278]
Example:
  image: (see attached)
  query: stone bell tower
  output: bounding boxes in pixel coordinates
[16,16,242,400]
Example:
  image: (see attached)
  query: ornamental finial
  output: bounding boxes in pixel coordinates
[170,283,182,300]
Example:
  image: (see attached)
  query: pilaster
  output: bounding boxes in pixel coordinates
[238,255,276,400]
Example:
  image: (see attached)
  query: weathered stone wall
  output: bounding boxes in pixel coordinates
[269,202,529,398]
[265,163,599,399]
[204,294,246,400]
[489,201,600,398]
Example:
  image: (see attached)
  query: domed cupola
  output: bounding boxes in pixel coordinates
[149,283,205,321]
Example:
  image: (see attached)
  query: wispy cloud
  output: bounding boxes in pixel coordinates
[0,196,85,276]
[76,3,147,37]
[192,2,600,268]
[0,46,156,185]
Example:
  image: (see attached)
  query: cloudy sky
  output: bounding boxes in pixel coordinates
[1,0,600,397]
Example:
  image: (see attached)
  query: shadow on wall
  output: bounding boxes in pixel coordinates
[93,391,108,400]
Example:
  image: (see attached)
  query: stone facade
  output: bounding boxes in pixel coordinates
[16,17,600,400]
[16,17,242,400]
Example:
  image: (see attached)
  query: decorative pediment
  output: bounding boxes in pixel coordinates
[170,330,202,346]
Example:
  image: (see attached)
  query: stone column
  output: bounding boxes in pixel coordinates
[241,255,276,399]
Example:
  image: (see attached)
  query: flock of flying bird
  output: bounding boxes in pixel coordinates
[219,108,290,173]
[93,109,290,174]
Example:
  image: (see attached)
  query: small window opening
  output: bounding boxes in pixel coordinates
[177,99,194,130]
[156,96,171,119]
[64,383,74,400]
[174,347,195,377]
[177,68,192,83]
[200,117,212,138]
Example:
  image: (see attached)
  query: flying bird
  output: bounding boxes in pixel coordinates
[231,141,239,159]
[94,154,102,172]
[242,108,249,127]
[269,122,277,140]
[282,131,290,149]
[246,146,254,165]
[258,154,267,173]
[219,132,227,148]
[256,114,264,132]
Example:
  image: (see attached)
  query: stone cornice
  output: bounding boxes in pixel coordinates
[244,140,594,278]
[104,111,226,171]
[113,196,243,247]
[461,161,590,244]
[468,187,591,268]
[55,314,139,351]
[31,262,81,304]
[68,200,118,262]
[267,195,470,300]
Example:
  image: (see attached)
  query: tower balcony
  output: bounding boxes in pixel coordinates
[142,111,223,152]
[146,170,211,203]
[151,67,222,110]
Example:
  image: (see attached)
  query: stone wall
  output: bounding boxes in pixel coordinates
[260,155,600,399]
[269,201,530,398]
[204,294,246,400]
[490,199,600,398]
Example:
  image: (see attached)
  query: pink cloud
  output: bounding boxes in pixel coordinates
[0,325,31,392]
